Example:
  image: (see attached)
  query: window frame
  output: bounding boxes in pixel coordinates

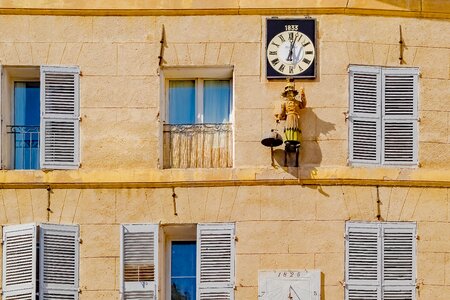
[348,65,419,167]
[345,221,417,300]
[2,223,80,300]
[0,65,81,170]
[163,224,197,300]
[121,223,236,300]
[164,79,233,126]
[1,66,40,169]
[158,66,235,169]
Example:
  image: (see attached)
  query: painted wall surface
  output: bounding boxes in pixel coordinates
[0,14,448,185]
[0,186,448,299]
[0,5,448,300]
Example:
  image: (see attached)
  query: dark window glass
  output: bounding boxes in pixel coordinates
[14,81,40,169]
[171,241,196,300]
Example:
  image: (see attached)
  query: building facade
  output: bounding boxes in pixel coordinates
[0,1,448,299]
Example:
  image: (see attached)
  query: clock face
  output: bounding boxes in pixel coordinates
[258,270,321,300]
[267,31,315,76]
[266,18,316,79]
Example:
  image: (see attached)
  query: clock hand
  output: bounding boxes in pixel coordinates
[290,285,302,300]
[286,34,299,62]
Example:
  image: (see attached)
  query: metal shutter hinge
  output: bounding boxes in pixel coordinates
[78,116,82,121]
[234,236,238,242]
[78,237,83,244]
[340,280,346,287]
[0,239,3,245]
[416,235,420,240]
[343,111,349,122]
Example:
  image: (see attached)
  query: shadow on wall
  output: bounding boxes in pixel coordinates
[272,107,336,195]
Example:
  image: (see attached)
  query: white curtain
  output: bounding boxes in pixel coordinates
[164,124,232,168]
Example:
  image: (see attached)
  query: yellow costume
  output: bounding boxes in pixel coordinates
[275,83,306,144]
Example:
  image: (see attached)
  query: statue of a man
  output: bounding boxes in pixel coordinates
[275,81,306,145]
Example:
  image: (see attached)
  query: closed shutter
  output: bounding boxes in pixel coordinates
[382,223,416,300]
[39,224,79,300]
[120,224,158,300]
[2,224,37,300]
[382,68,418,165]
[40,66,80,169]
[345,222,381,300]
[196,223,235,300]
[349,66,382,164]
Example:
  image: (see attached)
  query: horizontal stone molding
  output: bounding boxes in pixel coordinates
[1,178,449,189]
[0,1,448,19]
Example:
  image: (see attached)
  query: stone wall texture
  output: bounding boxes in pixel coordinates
[0,2,448,300]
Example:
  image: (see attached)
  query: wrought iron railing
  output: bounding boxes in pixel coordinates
[163,123,232,168]
[7,125,40,169]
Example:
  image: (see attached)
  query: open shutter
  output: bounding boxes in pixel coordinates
[197,223,235,300]
[2,224,37,300]
[39,224,79,300]
[120,224,158,300]
[345,222,381,300]
[349,65,382,164]
[382,68,418,165]
[40,66,80,169]
[382,223,416,300]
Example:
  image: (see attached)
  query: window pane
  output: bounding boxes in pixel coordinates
[14,82,40,170]
[171,241,196,300]
[203,80,230,123]
[169,80,195,124]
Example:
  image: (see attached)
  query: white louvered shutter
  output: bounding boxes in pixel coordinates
[2,224,37,300]
[349,66,382,164]
[39,224,79,300]
[382,68,418,165]
[40,66,80,169]
[120,224,158,300]
[345,222,381,300]
[382,223,416,300]
[196,223,235,300]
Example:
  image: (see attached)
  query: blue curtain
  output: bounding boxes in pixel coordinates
[203,80,230,123]
[14,82,40,169]
[169,80,196,124]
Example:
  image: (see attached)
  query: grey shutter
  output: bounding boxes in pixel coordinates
[349,65,382,164]
[382,68,418,165]
[196,223,235,300]
[39,224,79,300]
[345,222,381,300]
[382,223,416,300]
[40,66,80,169]
[2,224,37,300]
[120,224,158,300]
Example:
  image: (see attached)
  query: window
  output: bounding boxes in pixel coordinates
[1,65,80,170]
[170,241,196,299]
[161,67,233,169]
[2,223,80,299]
[345,222,416,300]
[348,65,419,166]
[120,223,235,300]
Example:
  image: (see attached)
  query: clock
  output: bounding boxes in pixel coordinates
[266,18,317,79]
[258,270,320,300]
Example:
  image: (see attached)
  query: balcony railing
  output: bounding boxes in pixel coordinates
[163,123,232,168]
[7,125,40,169]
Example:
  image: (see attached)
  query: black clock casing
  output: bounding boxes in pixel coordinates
[266,18,317,79]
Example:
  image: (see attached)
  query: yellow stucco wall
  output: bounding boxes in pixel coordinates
[0,3,448,300]
[0,186,448,299]
[0,13,448,187]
